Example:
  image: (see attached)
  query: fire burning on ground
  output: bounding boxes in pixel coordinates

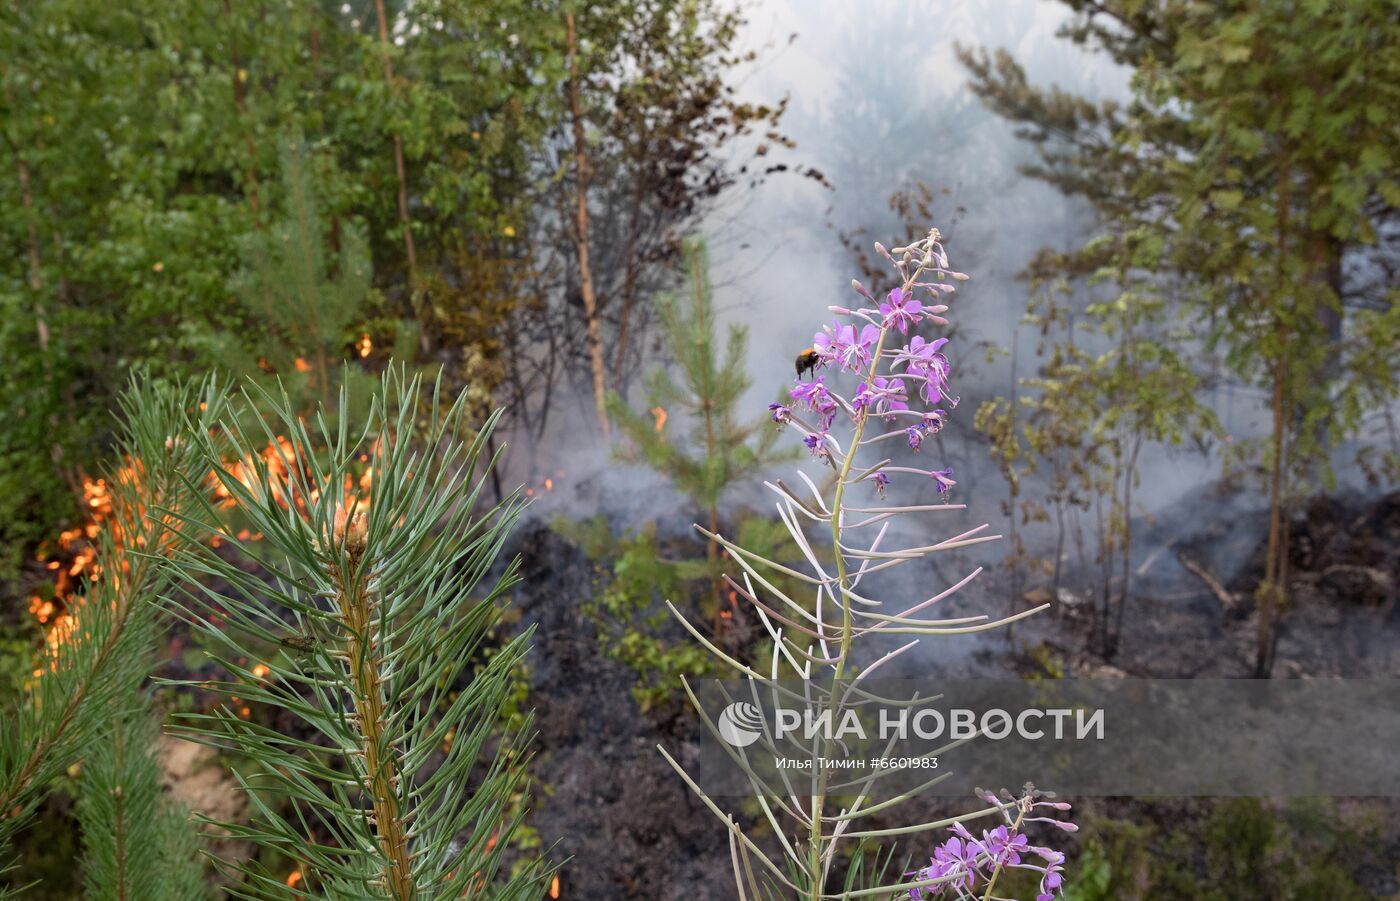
[28,474,121,672]
[523,469,565,499]
[27,436,377,666]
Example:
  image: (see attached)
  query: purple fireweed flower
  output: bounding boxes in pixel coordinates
[1036,867,1065,901]
[880,286,924,335]
[908,798,1076,901]
[868,471,890,497]
[931,467,956,498]
[892,336,953,403]
[906,426,924,451]
[852,376,908,420]
[983,825,1029,867]
[924,409,947,434]
[814,319,880,373]
[768,403,791,426]
[913,833,978,894]
[804,431,833,465]
[892,335,948,371]
[789,378,837,418]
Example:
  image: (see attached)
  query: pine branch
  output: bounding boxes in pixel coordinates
[0,377,223,877]
[165,369,552,900]
[78,710,208,901]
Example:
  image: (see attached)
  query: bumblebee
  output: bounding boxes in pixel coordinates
[795,347,821,379]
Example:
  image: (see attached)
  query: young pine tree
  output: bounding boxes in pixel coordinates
[607,242,790,630]
[165,370,552,900]
[227,135,408,419]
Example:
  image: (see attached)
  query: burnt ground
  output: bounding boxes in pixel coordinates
[503,526,733,901]
[500,490,1400,898]
[997,488,1400,679]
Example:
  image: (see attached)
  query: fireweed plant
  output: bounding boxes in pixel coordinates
[656,228,1075,899]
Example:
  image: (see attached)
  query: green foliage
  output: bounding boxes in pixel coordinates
[1058,800,1375,901]
[226,135,381,415]
[77,712,207,901]
[976,229,1219,656]
[0,375,222,896]
[165,370,550,899]
[608,242,786,516]
[0,0,567,577]
[0,0,777,584]
[961,0,1400,669]
[560,517,716,712]
[0,1,258,577]
[581,244,797,709]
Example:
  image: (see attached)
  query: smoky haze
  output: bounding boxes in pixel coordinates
[507,1,1290,616]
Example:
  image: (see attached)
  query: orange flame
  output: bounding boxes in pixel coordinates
[650,406,667,432]
[31,437,380,667]
[357,333,373,358]
[550,875,560,898]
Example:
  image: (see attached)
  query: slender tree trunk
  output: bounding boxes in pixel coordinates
[613,179,645,384]
[1257,354,1289,677]
[373,0,421,348]
[1052,499,1065,603]
[15,154,47,351]
[10,115,74,480]
[566,11,611,438]
[1312,230,1343,464]
[1257,159,1294,678]
[223,0,261,217]
[1111,435,1142,656]
[1006,327,1021,643]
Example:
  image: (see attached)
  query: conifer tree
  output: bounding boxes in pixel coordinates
[227,134,393,418]
[608,242,789,627]
[77,711,209,901]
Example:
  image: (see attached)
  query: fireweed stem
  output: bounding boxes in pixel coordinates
[980,804,1028,901]
[808,264,920,900]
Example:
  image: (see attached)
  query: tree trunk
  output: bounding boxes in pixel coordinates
[1257,354,1289,678]
[1257,158,1294,678]
[1006,327,1021,644]
[613,178,645,384]
[223,0,261,218]
[1111,435,1142,656]
[373,0,421,347]
[566,11,611,438]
